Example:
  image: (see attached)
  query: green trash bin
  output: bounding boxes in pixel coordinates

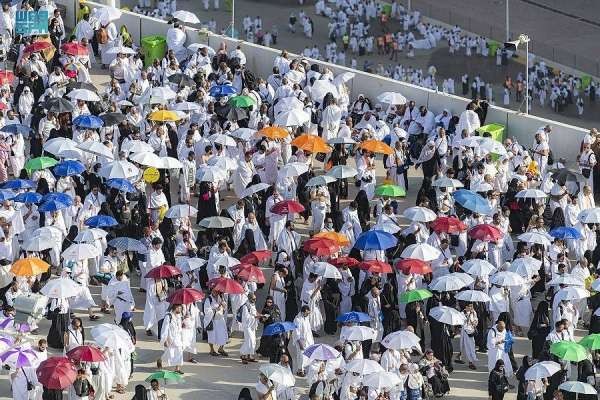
[141,35,167,68]
[477,123,506,160]
[487,40,500,57]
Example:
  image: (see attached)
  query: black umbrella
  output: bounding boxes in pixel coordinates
[167,73,196,87]
[551,168,586,185]
[101,112,126,126]
[66,81,98,92]
[226,107,248,121]
[43,97,74,113]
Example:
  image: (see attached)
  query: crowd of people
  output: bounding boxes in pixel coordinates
[0,1,598,400]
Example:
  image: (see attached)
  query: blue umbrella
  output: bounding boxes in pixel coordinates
[106,178,136,193]
[39,199,71,212]
[0,124,33,137]
[209,84,237,98]
[53,160,85,177]
[263,321,297,336]
[43,192,73,206]
[0,189,16,201]
[452,189,493,214]
[2,179,36,190]
[85,215,118,228]
[354,230,398,250]
[108,237,146,252]
[72,115,104,129]
[13,192,42,204]
[336,311,370,323]
[549,226,583,240]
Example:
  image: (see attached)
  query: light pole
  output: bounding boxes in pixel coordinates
[505,0,510,41]
[519,34,530,114]
[231,0,235,38]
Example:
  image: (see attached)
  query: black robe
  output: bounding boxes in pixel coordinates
[47,308,69,349]
[256,304,282,358]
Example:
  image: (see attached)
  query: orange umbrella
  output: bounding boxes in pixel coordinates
[359,139,394,155]
[11,257,50,276]
[291,134,331,153]
[258,126,288,139]
[315,231,350,247]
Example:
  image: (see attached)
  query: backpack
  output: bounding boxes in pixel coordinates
[236,302,248,323]
[96,27,109,45]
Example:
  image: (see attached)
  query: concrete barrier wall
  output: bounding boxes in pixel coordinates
[54,0,589,162]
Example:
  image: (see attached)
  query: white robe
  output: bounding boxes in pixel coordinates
[300,280,323,332]
[292,314,314,370]
[160,313,184,367]
[486,327,513,376]
[203,295,228,346]
[240,302,258,356]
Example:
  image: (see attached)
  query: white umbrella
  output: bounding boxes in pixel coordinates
[490,271,526,287]
[67,89,101,102]
[62,243,100,260]
[214,255,239,268]
[345,359,383,376]
[327,137,356,145]
[172,101,202,112]
[460,259,496,277]
[380,330,421,350]
[478,137,507,155]
[165,205,198,219]
[578,208,600,223]
[547,274,584,287]
[196,166,227,182]
[274,109,310,127]
[516,189,548,200]
[200,217,235,230]
[429,274,469,292]
[172,10,200,24]
[372,222,401,234]
[43,137,79,157]
[401,243,441,262]
[471,182,493,192]
[98,160,140,180]
[525,361,561,380]
[74,228,107,243]
[160,157,183,169]
[310,80,339,102]
[284,69,304,84]
[106,46,136,55]
[96,7,122,25]
[310,262,342,279]
[558,381,597,398]
[377,92,407,105]
[229,128,256,141]
[139,87,177,104]
[40,277,80,298]
[22,236,54,251]
[207,156,236,171]
[187,43,215,56]
[306,175,336,187]
[210,133,237,147]
[117,100,134,107]
[121,140,154,154]
[456,290,491,303]
[518,232,552,247]
[177,258,207,272]
[509,256,542,277]
[362,371,401,390]
[341,326,377,342]
[274,96,303,114]
[258,364,295,387]
[240,183,270,198]
[333,72,355,86]
[432,177,464,188]
[555,287,590,301]
[32,226,64,241]
[402,206,437,222]
[76,141,114,159]
[91,323,135,352]
[278,162,309,178]
[327,165,358,179]
[429,306,466,325]
[129,152,163,168]
[451,272,475,286]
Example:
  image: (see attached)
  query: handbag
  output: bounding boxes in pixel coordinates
[582,168,591,179]
[422,381,435,399]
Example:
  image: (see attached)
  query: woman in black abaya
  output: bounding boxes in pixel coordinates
[354,190,370,230]
[380,282,400,337]
[256,296,282,359]
[47,300,69,349]
[405,300,426,350]
[528,301,552,359]
[196,181,218,223]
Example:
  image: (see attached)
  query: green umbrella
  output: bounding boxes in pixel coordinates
[579,333,600,350]
[400,289,433,304]
[229,95,255,108]
[375,184,406,197]
[550,341,588,362]
[145,370,184,384]
[25,156,58,172]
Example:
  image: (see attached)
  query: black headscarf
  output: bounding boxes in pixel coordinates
[131,385,148,400]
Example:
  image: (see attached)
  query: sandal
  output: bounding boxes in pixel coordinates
[89,315,100,321]
[242,359,248,364]
[218,350,229,357]
[210,351,219,357]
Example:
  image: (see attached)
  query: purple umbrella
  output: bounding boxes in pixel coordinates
[15,323,31,334]
[0,347,38,368]
[0,335,14,350]
[0,317,14,330]
[303,344,340,362]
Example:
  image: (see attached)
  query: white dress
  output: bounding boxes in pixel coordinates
[160,313,184,367]
[239,302,258,356]
[203,296,228,346]
[300,280,323,332]
[270,274,287,322]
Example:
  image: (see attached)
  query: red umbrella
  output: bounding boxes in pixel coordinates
[167,288,205,304]
[270,200,305,215]
[208,277,245,294]
[328,256,360,268]
[358,260,392,274]
[395,258,432,275]
[430,216,467,234]
[66,345,106,362]
[145,264,182,279]
[240,250,272,264]
[232,264,266,284]
[61,42,88,56]
[24,41,53,54]
[303,237,339,256]
[468,224,503,242]
[36,356,77,389]
[0,70,15,84]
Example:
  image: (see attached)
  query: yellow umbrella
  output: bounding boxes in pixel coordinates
[359,139,394,155]
[11,257,50,277]
[314,231,350,246]
[148,110,180,122]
